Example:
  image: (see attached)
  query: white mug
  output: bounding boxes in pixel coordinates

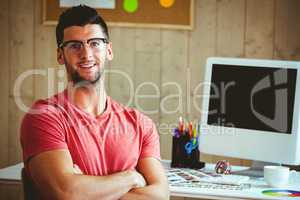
[264,166,295,188]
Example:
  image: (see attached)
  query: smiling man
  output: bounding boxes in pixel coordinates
[20,5,169,200]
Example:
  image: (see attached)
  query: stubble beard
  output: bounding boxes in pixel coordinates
[65,61,105,86]
[71,68,102,85]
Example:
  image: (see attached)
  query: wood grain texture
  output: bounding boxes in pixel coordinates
[245,0,274,58]
[160,30,188,159]
[8,96,33,165]
[0,184,23,200]
[216,0,246,57]
[9,0,34,98]
[135,29,161,122]
[8,0,34,167]
[34,0,60,100]
[108,27,136,106]
[0,0,9,169]
[0,0,11,194]
[8,0,35,170]
[274,0,300,60]
[135,52,161,122]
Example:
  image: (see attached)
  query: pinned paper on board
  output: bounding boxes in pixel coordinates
[59,0,116,9]
[44,0,194,30]
[59,0,178,14]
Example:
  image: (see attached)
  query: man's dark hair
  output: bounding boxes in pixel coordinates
[56,5,109,47]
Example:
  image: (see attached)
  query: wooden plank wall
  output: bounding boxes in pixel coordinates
[1,0,300,199]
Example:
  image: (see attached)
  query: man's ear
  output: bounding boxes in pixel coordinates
[106,42,113,61]
[57,48,65,65]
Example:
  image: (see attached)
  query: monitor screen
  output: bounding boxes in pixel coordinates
[199,57,300,165]
[207,65,297,134]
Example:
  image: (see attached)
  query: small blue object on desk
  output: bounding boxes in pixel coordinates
[184,139,198,155]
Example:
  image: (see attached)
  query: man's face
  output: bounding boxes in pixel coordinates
[57,24,113,85]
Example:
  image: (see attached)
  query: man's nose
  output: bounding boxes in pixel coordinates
[80,44,93,59]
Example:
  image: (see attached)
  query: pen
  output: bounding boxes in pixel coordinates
[179,116,184,134]
[188,122,193,138]
[197,122,200,137]
[193,127,197,145]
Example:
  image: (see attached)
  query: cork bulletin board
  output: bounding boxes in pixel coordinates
[43,0,194,30]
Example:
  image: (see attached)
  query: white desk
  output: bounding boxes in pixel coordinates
[162,160,300,200]
[1,162,300,200]
[0,163,23,185]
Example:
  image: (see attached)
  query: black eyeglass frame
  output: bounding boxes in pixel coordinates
[59,37,109,49]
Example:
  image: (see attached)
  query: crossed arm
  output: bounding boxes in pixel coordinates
[28,149,169,200]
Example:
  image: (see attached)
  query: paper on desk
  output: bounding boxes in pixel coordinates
[60,0,116,9]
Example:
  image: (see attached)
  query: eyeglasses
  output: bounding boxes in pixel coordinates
[59,38,109,53]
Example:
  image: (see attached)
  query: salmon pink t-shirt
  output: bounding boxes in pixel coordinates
[20,90,160,176]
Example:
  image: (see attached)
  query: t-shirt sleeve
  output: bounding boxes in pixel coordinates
[139,113,161,160]
[20,102,68,163]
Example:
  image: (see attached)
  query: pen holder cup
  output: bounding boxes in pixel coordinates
[171,134,205,169]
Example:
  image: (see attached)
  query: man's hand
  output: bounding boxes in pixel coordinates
[132,170,146,188]
[120,158,169,200]
[72,165,147,190]
[73,164,83,175]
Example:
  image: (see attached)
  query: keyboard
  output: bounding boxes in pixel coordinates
[171,181,250,191]
[199,174,250,185]
[167,168,251,190]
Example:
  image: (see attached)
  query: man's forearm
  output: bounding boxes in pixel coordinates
[120,183,170,200]
[40,170,139,200]
[28,150,147,200]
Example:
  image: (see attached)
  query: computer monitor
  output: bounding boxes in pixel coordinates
[199,57,300,172]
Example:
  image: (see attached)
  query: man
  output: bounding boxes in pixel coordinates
[20,5,169,200]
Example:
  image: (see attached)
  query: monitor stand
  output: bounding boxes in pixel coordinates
[232,161,280,177]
